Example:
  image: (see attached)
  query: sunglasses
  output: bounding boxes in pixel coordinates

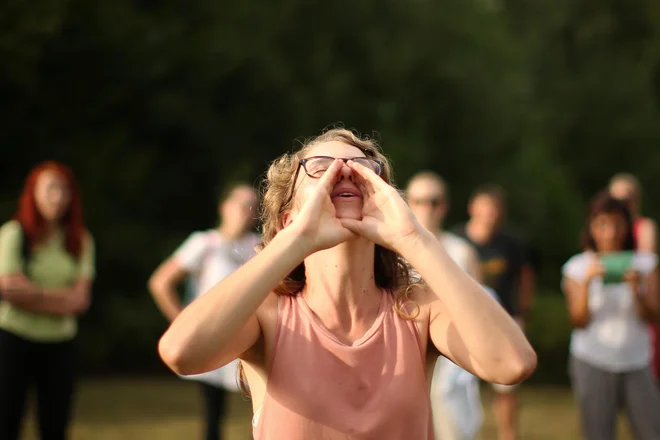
[407,197,444,208]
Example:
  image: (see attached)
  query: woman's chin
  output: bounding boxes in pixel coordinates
[335,208,363,221]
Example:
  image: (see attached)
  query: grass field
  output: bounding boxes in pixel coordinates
[19,378,635,440]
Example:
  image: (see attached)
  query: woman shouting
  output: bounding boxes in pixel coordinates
[158,128,537,440]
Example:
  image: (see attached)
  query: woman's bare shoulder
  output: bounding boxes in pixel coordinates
[256,292,280,324]
[407,283,437,310]
[241,293,280,364]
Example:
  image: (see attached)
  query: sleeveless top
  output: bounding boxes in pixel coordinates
[253,292,434,440]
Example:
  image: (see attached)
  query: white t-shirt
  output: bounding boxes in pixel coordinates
[439,232,475,274]
[174,229,261,297]
[408,231,475,284]
[172,229,261,389]
[562,251,658,372]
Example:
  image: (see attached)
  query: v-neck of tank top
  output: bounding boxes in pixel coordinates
[294,291,388,348]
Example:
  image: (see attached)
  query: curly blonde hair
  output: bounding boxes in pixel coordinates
[238,128,420,395]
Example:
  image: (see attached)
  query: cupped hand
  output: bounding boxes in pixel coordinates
[339,160,423,252]
[289,159,357,254]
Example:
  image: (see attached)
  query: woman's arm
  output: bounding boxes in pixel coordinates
[0,275,91,315]
[562,278,591,328]
[628,267,658,323]
[0,228,94,316]
[338,160,535,385]
[159,159,354,376]
[159,226,308,375]
[148,258,189,322]
[562,255,603,328]
[403,233,537,385]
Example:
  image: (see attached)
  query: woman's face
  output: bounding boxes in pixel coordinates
[34,170,71,222]
[288,141,367,224]
[589,212,628,252]
[220,185,259,233]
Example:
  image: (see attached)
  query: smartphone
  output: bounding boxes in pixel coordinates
[599,251,634,285]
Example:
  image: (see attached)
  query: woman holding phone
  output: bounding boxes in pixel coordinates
[562,191,660,440]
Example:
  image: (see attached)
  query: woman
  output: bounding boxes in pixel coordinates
[148,182,260,440]
[158,128,536,439]
[562,191,660,440]
[609,173,660,384]
[0,161,95,440]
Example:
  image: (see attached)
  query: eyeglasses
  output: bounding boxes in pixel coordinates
[284,156,385,206]
[298,156,384,179]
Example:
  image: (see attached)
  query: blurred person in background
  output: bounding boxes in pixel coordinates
[156,128,536,440]
[610,173,657,253]
[453,184,535,440]
[406,171,484,440]
[148,182,260,440]
[609,172,660,385]
[0,161,95,440]
[561,191,660,440]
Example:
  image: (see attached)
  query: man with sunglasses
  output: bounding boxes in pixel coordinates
[406,171,484,440]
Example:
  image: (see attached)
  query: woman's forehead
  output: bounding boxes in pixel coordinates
[304,141,366,159]
[37,169,67,186]
[592,212,625,221]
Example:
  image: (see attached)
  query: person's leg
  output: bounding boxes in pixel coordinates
[35,339,76,440]
[622,366,660,440]
[569,356,619,440]
[0,329,31,440]
[200,383,227,440]
[491,384,518,440]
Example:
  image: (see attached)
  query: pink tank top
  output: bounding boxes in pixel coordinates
[253,292,434,440]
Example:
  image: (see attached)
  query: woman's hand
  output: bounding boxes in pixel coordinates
[0,275,40,302]
[624,270,642,295]
[339,160,423,252]
[289,159,357,254]
[584,258,605,284]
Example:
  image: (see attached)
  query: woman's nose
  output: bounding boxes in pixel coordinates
[337,161,354,181]
[49,189,64,203]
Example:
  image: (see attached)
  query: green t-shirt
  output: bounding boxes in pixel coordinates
[0,220,95,342]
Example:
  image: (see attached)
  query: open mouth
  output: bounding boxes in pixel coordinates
[331,187,362,199]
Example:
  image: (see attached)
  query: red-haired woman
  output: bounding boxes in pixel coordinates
[0,161,95,440]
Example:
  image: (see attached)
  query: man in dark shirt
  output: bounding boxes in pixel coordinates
[454,184,535,440]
